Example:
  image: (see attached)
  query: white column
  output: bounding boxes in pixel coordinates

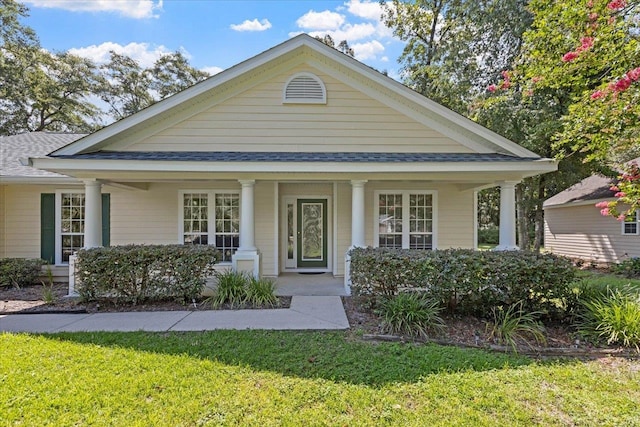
[83,179,103,249]
[495,181,519,251]
[350,180,367,248]
[238,179,256,251]
[233,179,260,277]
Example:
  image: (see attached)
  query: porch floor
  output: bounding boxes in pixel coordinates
[274,273,347,296]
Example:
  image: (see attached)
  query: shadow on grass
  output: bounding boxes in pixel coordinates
[47,330,537,386]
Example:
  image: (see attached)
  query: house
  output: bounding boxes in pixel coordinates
[1,35,557,293]
[544,170,640,264]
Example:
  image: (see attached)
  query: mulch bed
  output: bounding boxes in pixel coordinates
[3,283,638,358]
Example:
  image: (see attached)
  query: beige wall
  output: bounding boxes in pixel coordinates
[544,204,640,263]
[3,180,476,277]
[125,64,473,154]
[0,185,5,258]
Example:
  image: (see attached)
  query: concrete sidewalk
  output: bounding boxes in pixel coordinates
[0,296,350,333]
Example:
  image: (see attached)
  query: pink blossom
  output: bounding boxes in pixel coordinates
[595,201,610,208]
[500,81,512,89]
[615,191,627,198]
[532,76,543,83]
[487,84,498,93]
[607,0,627,10]
[587,0,594,7]
[617,214,627,221]
[600,207,610,216]
[578,37,594,51]
[627,67,640,81]
[589,12,599,21]
[562,51,579,62]
[610,185,620,192]
[613,76,632,92]
[590,90,605,100]
[501,70,511,80]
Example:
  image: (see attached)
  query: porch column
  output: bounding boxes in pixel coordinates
[233,179,260,277]
[495,181,519,251]
[83,179,103,249]
[350,180,367,247]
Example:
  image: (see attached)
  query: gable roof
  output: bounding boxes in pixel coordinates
[0,132,84,182]
[48,34,542,159]
[543,174,615,208]
[544,158,639,208]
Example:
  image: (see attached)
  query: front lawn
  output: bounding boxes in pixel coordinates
[2,331,639,426]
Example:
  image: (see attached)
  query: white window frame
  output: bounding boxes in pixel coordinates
[373,190,438,250]
[179,190,241,264]
[622,210,640,235]
[55,190,85,265]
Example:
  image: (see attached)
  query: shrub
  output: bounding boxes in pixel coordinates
[208,270,249,308]
[76,245,219,304]
[349,247,577,319]
[611,257,640,278]
[245,276,278,307]
[577,289,640,350]
[376,293,445,338]
[477,227,499,245]
[0,258,46,289]
[488,301,546,352]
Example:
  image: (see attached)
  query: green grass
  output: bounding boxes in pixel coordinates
[576,270,640,290]
[2,331,640,426]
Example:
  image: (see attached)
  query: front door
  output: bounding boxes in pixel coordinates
[295,199,328,269]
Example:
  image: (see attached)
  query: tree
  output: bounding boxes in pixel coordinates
[381,0,532,114]
[0,0,100,135]
[314,34,355,57]
[97,50,210,121]
[518,0,640,218]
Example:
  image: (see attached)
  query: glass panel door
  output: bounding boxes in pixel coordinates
[296,199,327,268]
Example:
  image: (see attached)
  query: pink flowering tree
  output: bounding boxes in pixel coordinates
[515,0,640,217]
[596,162,640,219]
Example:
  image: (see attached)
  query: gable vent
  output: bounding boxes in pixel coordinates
[283,72,326,104]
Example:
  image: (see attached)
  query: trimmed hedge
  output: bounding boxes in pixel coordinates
[349,248,577,318]
[0,258,46,288]
[76,245,220,304]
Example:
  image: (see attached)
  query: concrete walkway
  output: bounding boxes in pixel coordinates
[0,296,350,333]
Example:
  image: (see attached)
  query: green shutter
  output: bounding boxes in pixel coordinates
[40,193,55,263]
[102,194,110,247]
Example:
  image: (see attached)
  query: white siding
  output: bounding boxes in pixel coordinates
[125,65,473,154]
[254,181,276,276]
[544,204,640,263]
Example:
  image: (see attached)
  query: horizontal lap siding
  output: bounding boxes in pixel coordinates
[0,185,5,257]
[254,181,275,276]
[125,65,473,154]
[545,205,640,263]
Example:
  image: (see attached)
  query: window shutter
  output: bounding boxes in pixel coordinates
[102,194,110,247]
[40,193,55,263]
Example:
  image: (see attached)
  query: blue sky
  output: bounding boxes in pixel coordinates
[20,0,406,79]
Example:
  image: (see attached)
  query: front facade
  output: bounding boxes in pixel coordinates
[1,35,557,289]
[544,174,640,264]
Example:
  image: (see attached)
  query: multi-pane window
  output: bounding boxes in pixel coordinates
[622,210,640,235]
[60,193,85,263]
[377,191,435,250]
[181,192,239,262]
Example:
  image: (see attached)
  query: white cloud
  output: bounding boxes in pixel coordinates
[352,40,384,60]
[297,10,345,30]
[345,0,384,21]
[23,0,163,19]
[201,66,223,75]
[69,42,172,67]
[304,22,376,43]
[230,18,272,32]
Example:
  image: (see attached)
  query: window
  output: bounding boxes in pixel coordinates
[181,191,240,262]
[376,191,436,250]
[623,210,640,235]
[59,192,85,263]
[283,72,327,104]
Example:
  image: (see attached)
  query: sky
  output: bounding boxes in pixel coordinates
[19,0,406,79]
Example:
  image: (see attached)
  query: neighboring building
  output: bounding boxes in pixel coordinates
[1,35,557,291]
[544,172,640,264]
